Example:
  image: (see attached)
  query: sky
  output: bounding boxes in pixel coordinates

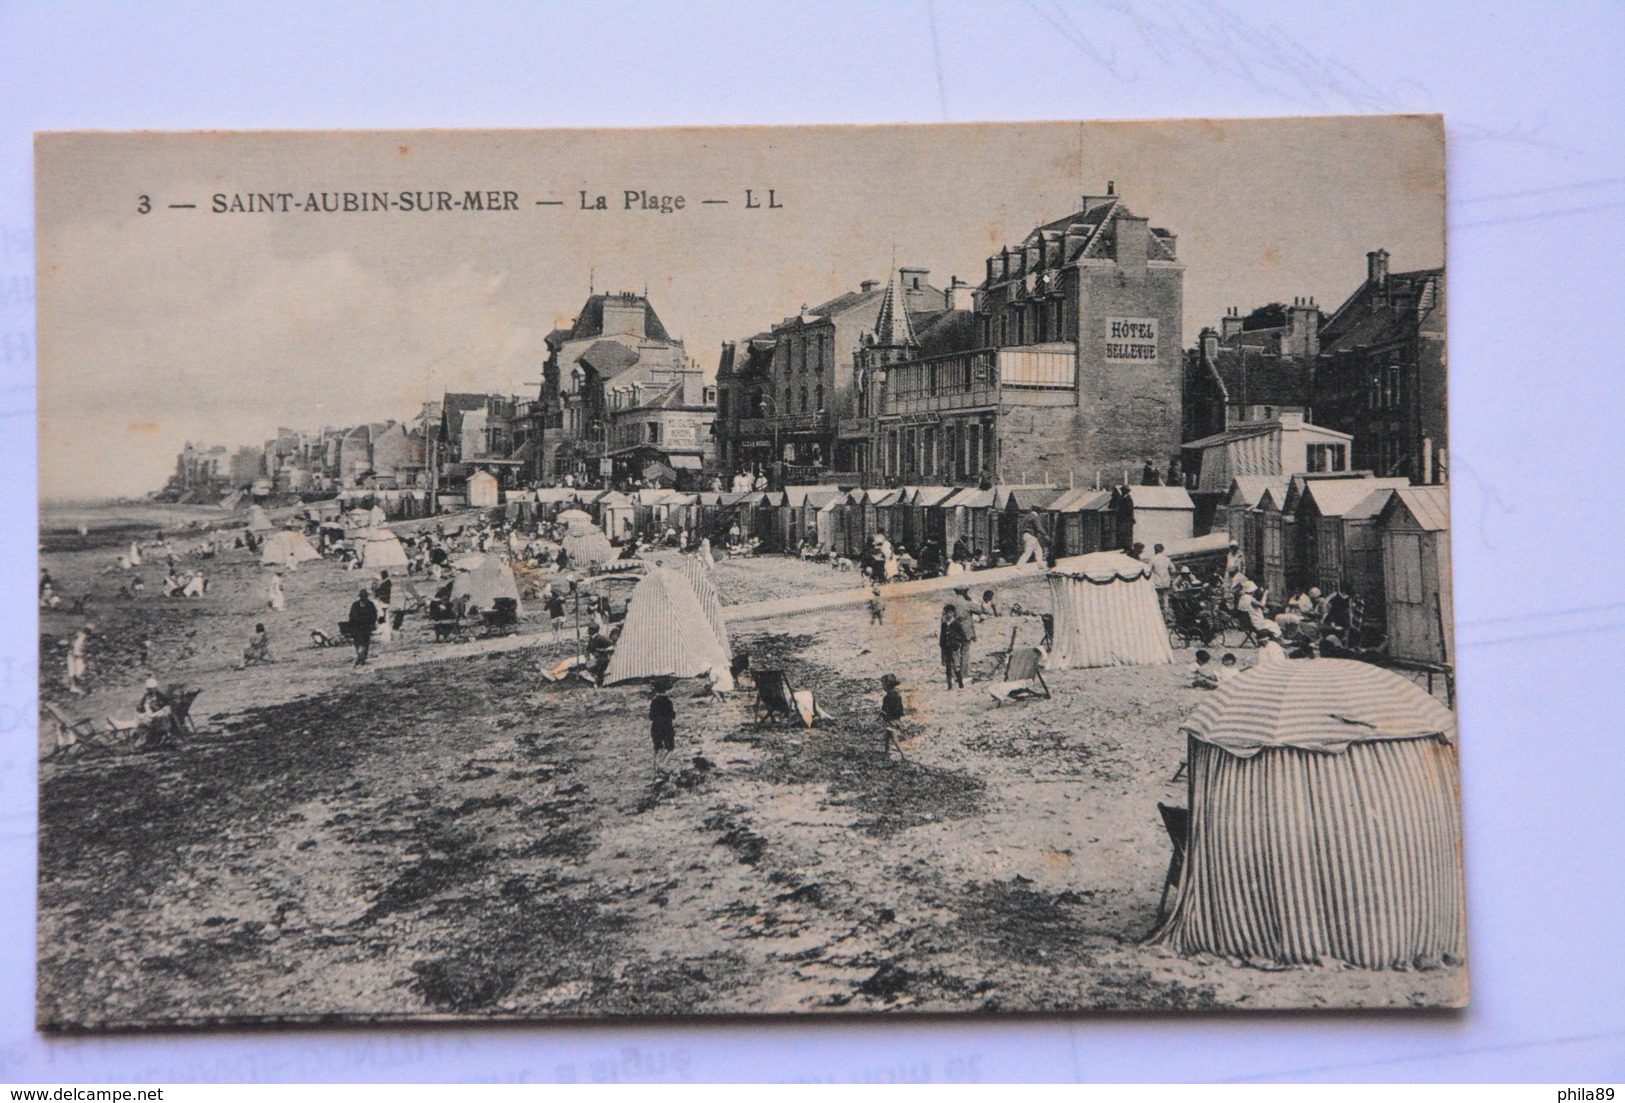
[35,116,1444,500]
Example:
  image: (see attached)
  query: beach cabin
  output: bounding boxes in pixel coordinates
[1297,479,1409,597]
[1378,486,1453,665]
[1045,488,1114,559]
[1113,485,1195,553]
[940,486,997,560]
[997,486,1061,561]
[466,469,500,509]
[1220,477,1288,553]
[1253,485,1291,600]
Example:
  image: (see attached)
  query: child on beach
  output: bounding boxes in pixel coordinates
[650,678,677,774]
[879,673,907,760]
[1191,649,1219,689]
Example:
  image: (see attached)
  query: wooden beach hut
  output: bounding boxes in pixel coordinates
[1378,486,1453,665]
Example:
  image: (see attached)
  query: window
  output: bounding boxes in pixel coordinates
[799,386,808,413]
[646,421,661,444]
[814,384,824,412]
[1306,443,1346,473]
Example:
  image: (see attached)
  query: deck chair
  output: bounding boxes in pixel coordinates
[42,701,115,756]
[753,669,800,726]
[988,646,1051,705]
[1155,802,1190,923]
[166,685,202,739]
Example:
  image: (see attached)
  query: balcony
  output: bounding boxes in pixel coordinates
[771,410,832,434]
[880,344,1075,417]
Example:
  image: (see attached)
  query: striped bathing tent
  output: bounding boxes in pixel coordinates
[604,566,729,685]
[562,527,617,567]
[674,553,730,657]
[1046,551,1174,669]
[1146,659,1464,970]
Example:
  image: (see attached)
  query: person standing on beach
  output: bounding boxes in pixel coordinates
[267,572,286,612]
[347,589,377,667]
[649,678,677,774]
[374,570,394,644]
[66,624,93,694]
[938,604,969,690]
[880,673,907,760]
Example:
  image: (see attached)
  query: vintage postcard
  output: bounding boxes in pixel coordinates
[35,117,1462,1028]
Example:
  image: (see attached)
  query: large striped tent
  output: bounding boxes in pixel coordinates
[603,567,728,685]
[562,527,616,567]
[1045,551,1174,669]
[1146,659,1464,970]
[673,554,730,658]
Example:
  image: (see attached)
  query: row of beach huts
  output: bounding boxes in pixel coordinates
[329,473,1450,668]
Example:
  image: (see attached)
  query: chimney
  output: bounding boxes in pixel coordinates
[1114,215,1149,274]
[1106,180,1115,195]
[947,276,975,311]
[1001,248,1011,279]
[860,279,879,293]
[1219,306,1244,341]
[985,256,997,284]
[1285,296,1320,358]
[1199,327,1219,362]
[1367,248,1390,288]
[899,266,929,293]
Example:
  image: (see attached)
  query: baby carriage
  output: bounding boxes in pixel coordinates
[1167,589,1223,649]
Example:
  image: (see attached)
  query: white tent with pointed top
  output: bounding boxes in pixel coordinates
[451,556,523,614]
[1046,551,1175,669]
[259,529,320,567]
[603,566,728,685]
[359,529,409,570]
[246,504,274,532]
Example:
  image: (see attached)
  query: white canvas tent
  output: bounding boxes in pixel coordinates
[259,529,320,567]
[1046,551,1174,669]
[246,504,274,532]
[451,557,523,614]
[603,567,728,685]
[562,528,616,567]
[360,529,409,570]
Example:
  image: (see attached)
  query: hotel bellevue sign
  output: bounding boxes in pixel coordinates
[1105,316,1158,363]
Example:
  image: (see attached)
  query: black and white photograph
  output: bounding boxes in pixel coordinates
[33,117,1463,1028]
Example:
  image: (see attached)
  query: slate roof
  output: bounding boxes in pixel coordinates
[1320,267,1444,353]
[568,293,674,343]
[577,340,641,377]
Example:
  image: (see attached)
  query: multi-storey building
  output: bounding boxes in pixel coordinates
[1312,250,1447,483]
[542,290,696,483]
[713,331,778,477]
[864,187,1185,486]
[1183,299,1321,445]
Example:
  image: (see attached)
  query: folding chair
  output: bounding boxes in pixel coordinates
[988,646,1051,705]
[1155,802,1190,923]
[166,685,202,739]
[752,670,800,726]
[42,702,115,757]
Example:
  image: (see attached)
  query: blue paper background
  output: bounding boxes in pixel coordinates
[1,1,1621,1083]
